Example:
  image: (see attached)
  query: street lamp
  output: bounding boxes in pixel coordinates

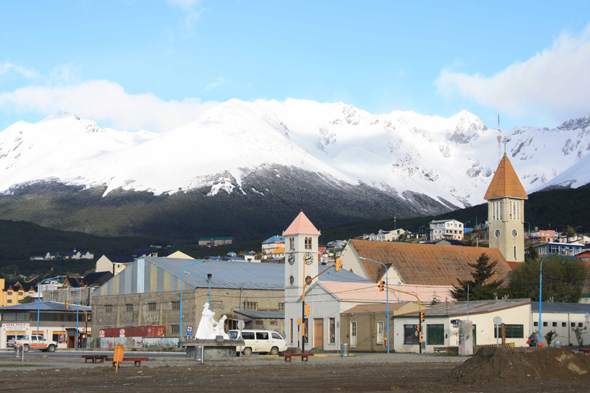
[539,252,559,344]
[359,257,390,354]
[37,276,64,338]
[180,260,206,343]
[184,272,212,305]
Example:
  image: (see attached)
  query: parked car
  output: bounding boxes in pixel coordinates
[14,335,57,352]
[7,335,26,348]
[228,329,287,355]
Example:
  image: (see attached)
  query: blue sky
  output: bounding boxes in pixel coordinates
[1,0,589,132]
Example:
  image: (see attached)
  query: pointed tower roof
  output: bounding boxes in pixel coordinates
[484,154,528,200]
[283,211,321,236]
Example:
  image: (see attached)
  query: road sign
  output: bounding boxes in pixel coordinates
[238,320,245,330]
[493,316,502,325]
[186,326,193,336]
[119,329,125,337]
[99,330,105,338]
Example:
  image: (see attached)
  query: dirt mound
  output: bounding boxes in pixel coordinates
[448,347,590,387]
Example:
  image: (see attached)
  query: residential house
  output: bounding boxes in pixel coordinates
[95,255,136,276]
[529,230,557,243]
[198,237,234,246]
[365,229,408,242]
[0,276,37,306]
[43,271,113,307]
[271,247,285,261]
[429,219,464,241]
[167,251,194,259]
[262,235,285,260]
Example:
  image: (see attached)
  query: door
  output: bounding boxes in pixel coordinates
[314,319,324,350]
[472,324,477,346]
[255,331,271,352]
[350,321,357,347]
[377,321,384,345]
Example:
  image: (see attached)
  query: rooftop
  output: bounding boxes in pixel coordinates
[484,154,528,200]
[262,235,285,244]
[283,211,321,236]
[0,301,91,312]
[349,239,511,285]
[531,302,590,314]
[395,299,531,318]
[233,309,285,319]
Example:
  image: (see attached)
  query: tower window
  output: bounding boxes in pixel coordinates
[514,246,517,260]
[305,237,312,249]
[289,238,294,250]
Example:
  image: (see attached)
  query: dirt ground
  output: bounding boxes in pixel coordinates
[1,352,590,392]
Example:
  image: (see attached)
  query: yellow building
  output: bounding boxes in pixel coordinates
[0,275,37,307]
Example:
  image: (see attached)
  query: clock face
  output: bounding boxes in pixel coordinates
[495,230,501,238]
[304,252,314,265]
[288,254,295,265]
[512,229,518,237]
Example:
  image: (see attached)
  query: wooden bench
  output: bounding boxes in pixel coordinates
[280,353,314,362]
[82,355,108,363]
[107,357,149,367]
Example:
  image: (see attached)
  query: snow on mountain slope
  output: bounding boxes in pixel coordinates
[0,101,588,208]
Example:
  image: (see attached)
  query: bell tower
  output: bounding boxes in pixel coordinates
[283,211,320,348]
[484,154,528,263]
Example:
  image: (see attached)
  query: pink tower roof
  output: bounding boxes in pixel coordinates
[283,211,321,236]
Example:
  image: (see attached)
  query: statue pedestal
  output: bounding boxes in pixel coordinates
[182,339,245,359]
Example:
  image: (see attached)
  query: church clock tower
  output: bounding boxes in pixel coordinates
[484,154,528,263]
[283,211,320,349]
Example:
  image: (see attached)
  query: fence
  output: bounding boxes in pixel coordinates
[87,337,179,350]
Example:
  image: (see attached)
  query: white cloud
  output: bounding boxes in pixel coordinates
[0,61,37,79]
[0,79,218,132]
[204,77,227,91]
[165,0,206,30]
[435,22,590,121]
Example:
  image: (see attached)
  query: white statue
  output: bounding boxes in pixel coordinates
[195,303,229,340]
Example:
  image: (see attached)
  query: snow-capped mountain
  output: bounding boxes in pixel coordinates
[0,100,589,210]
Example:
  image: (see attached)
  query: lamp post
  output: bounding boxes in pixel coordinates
[37,276,64,338]
[180,260,206,343]
[359,257,390,354]
[184,272,212,305]
[539,252,559,344]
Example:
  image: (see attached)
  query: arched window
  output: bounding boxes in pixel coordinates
[289,238,294,251]
[305,237,312,250]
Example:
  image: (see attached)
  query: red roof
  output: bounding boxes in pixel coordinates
[283,211,321,236]
[484,154,528,200]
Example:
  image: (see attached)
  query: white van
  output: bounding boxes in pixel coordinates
[229,329,287,355]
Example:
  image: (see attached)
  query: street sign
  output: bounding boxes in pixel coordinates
[493,316,502,325]
[99,330,105,338]
[119,329,125,338]
[186,326,193,336]
[238,320,245,330]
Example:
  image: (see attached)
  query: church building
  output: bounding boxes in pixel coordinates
[484,153,528,266]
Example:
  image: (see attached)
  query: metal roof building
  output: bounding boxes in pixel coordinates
[94,257,370,296]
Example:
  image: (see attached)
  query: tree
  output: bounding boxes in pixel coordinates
[508,255,589,303]
[451,253,505,301]
[566,227,576,238]
[525,245,539,264]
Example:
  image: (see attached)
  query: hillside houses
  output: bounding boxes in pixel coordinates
[30,249,94,261]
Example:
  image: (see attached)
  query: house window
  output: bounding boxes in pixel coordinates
[552,322,557,327]
[543,322,548,327]
[7,299,12,304]
[7,291,12,296]
[329,318,336,344]
[572,322,576,328]
[534,321,538,326]
[18,292,23,296]
[245,302,258,310]
[255,320,264,326]
[403,325,420,345]
[105,305,112,313]
[289,238,294,251]
[270,321,277,325]
[278,303,285,311]
[171,325,179,334]
[427,324,444,345]
[562,322,567,327]
[494,324,524,338]
[148,303,157,311]
[579,323,584,328]
[305,237,312,250]
[172,301,180,310]
[126,304,133,312]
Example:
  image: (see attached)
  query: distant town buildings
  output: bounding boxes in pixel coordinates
[363,229,407,242]
[198,237,234,246]
[30,248,94,261]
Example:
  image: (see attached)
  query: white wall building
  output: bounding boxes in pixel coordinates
[429,219,464,241]
[531,302,590,346]
[392,299,531,353]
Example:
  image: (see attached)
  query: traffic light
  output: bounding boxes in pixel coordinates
[335,258,343,272]
[65,302,69,309]
[420,312,425,323]
[416,324,420,332]
[419,332,423,342]
[305,304,311,316]
[298,318,301,325]
[378,280,385,291]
